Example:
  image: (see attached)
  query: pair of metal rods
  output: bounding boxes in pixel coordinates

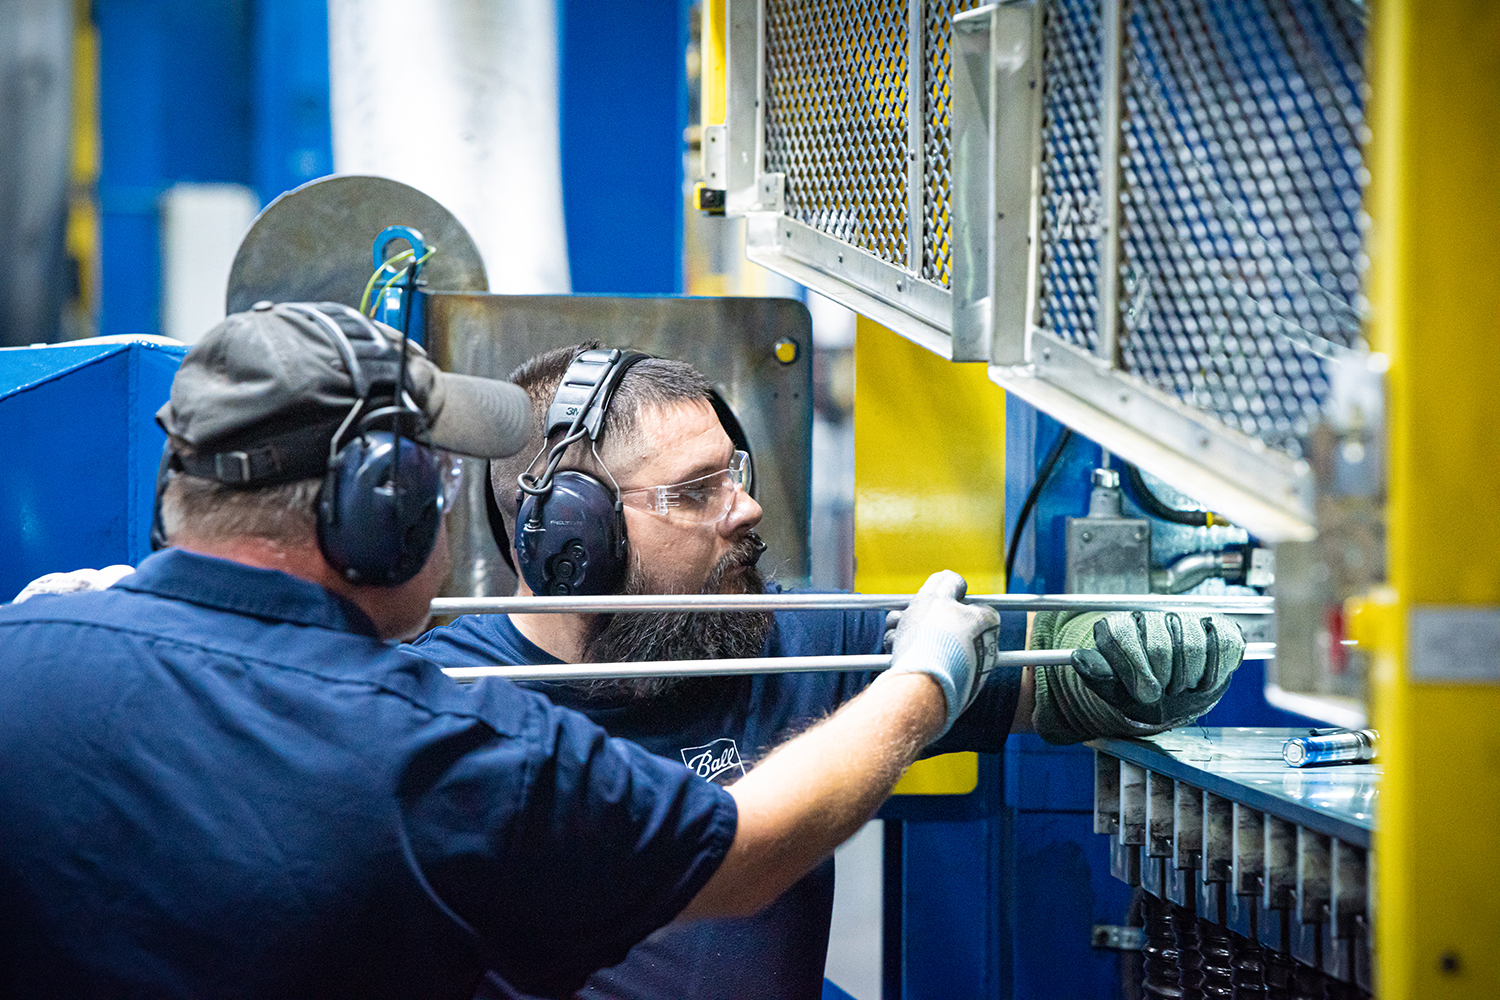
[441,642,1278,683]
[429,592,1274,616]
[428,591,1276,683]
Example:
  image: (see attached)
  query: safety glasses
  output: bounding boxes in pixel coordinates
[617,450,751,524]
[435,450,464,513]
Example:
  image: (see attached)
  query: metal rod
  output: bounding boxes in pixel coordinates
[430,593,1274,616]
[442,641,1278,683]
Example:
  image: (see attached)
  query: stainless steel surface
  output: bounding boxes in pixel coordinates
[744,214,953,357]
[992,334,1317,540]
[442,642,1277,683]
[1093,729,1376,847]
[1093,727,1375,987]
[1095,0,1124,365]
[721,0,762,214]
[1267,538,1368,726]
[1151,550,1236,595]
[1066,516,1152,594]
[428,592,1275,615]
[423,293,814,597]
[950,1,1042,364]
[225,175,488,314]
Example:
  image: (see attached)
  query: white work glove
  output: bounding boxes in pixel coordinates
[878,570,1001,739]
[1031,610,1245,744]
[11,565,136,604]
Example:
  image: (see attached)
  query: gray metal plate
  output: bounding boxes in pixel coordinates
[225,175,488,314]
[423,293,813,599]
[1092,728,1376,847]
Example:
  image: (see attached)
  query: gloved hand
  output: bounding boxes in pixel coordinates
[12,565,135,604]
[1030,610,1245,745]
[878,571,1002,739]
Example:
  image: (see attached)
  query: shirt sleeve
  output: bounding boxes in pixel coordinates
[400,683,737,999]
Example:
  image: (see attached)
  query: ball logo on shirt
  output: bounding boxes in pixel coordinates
[680,738,746,785]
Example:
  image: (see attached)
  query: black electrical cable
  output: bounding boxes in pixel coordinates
[1120,461,1230,528]
[1004,428,1073,591]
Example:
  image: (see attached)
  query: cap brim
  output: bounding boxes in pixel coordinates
[426,373,534,459]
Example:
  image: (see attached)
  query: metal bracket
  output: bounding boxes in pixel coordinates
[1091,924,1145,951]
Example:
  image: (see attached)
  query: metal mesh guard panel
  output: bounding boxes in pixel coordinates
[1116,0,1368,459]
[921,0,986,287]
[1039,0,1104,350]
[764,0,910,266]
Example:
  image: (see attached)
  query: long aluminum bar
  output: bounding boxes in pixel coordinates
[430,593,1274,616]
[442,641,1277,683]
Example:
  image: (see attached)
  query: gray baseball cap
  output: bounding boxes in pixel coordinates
[158,301,532,484]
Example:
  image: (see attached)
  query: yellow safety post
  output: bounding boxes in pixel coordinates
[699,0,726,131]
[1364,2,1500,995]
[854,318,1006,794]
[64,0,100,338]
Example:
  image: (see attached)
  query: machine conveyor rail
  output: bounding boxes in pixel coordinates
[1091,730,1376,993]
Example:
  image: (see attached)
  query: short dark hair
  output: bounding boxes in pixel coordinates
[159,474,322,547]
[489,343,716,527]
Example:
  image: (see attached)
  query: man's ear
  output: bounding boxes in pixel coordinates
[483,460,519,575]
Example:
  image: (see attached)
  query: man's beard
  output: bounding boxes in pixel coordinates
[571,532,774,701]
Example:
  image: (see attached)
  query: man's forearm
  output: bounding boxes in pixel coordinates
[680,672,946,919]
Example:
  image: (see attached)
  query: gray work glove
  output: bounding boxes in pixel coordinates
[12,565,135,604]
[1030,610,1245,745]
[878,571,1002,739]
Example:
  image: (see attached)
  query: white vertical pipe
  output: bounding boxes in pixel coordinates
[327,0,571,293]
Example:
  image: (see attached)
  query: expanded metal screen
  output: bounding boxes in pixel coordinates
[1046,0,1369,459]
[921,0,985,285]
[1038,0,1104,351]
[755,0,1367,467]
[763,0,911,266]
[1113,0,1368,458]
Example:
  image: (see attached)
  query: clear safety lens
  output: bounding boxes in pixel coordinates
[436,451,464,512]
[619,450,750,523]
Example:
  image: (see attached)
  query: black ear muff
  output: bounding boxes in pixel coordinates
[317,430,443,586]
[514,470,627,596]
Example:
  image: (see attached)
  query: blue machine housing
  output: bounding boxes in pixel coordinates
[0,339,184,601]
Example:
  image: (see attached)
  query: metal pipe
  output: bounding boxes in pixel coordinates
[442,641,1278,683]
[430,593,1274,616]
[1150,550,1246,595]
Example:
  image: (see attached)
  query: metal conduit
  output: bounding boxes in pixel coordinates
[429,593,1274,616]
[442,641,1278,683]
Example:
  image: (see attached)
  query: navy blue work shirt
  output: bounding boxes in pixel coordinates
[410,589,1023,1000]
[0,550,735,1000]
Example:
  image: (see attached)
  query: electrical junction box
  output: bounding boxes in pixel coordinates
[1065,516,1152,595]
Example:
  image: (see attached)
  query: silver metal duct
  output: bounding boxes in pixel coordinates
[327,0,570,293]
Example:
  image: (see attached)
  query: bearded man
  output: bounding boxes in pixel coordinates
[409,343,1248,1000]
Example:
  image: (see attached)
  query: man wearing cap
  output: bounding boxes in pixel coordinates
[0,304,1004,999]
[410,343,1249,1000]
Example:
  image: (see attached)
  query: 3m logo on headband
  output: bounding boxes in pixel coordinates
[680,738,746,785]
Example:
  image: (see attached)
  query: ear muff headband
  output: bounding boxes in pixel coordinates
[513,348,647,596]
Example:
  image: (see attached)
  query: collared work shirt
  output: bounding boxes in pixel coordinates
[0,549,735,1000]
[413,590,1023,1000]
